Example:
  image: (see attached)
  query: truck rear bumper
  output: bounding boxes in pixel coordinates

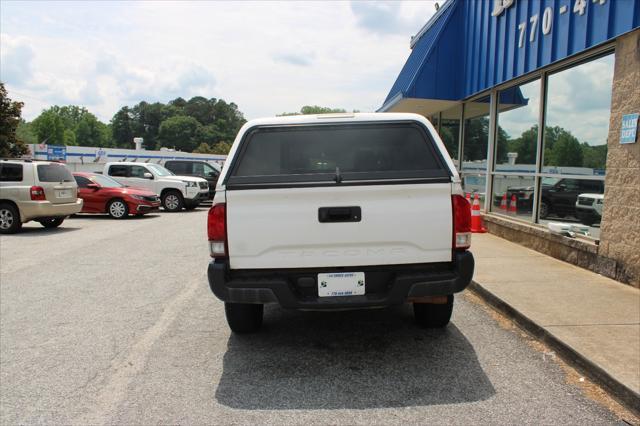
[207,251,474,310]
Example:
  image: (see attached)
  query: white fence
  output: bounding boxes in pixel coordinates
[28,144,227,173]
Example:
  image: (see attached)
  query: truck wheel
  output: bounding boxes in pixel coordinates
[539,201,549,219]
[413,295,453,328]
[0,203,22,234]
[224,303,263,333]
[38,217,65,228]
[107,199,129,219]
[162,190,184,212]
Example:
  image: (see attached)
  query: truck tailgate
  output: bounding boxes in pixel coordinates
[226,183,452,269]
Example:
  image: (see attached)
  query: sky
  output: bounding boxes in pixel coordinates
[496,53,614,147]
[0,1,437,122]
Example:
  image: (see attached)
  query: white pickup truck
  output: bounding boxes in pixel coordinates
[207,113,474,333]
[103,162,209,211]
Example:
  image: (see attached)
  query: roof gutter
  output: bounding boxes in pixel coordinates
[377,92,404,112]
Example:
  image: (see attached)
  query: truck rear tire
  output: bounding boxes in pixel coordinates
[224,302,263,333]
[413,295,453,328]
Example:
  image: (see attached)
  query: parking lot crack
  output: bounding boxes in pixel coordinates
[71,277,200,426]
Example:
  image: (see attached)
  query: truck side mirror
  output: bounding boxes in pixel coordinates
[143,172,153,180]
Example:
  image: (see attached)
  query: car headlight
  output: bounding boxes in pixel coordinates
[183,181,197,187]
[130,194,146,201]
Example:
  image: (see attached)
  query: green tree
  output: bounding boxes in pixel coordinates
[110,107,135,148]
[501,125,538,166]
[581,143,607,170]
[112,96,246,151]
[31,109,65,145]
[193,142,215,154]
[0,83,29,157]
[158,115,201,152]
[279,105,348,116]
[211,141,232,155]
[185,96,214,125]
[63,128,77,146]
[547,131,583,167]
[49,105,89,129]
[75,114,109,147]
[16,120,38,145]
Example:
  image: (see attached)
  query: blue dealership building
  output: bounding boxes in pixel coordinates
[382,0,639,286]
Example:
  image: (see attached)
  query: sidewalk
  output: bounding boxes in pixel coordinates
[469,233,640,412]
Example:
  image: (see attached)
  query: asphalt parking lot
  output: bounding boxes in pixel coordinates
[0,208,624,424]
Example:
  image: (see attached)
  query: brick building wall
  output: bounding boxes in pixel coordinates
[599,29,640,287]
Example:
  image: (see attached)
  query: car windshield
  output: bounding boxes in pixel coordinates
[542,177,560,186]
[90,174,124,188]
[146,164,174,176]
[204,163,218,174]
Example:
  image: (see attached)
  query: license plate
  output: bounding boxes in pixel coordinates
[318,272,365,297]
[56,190,71,198]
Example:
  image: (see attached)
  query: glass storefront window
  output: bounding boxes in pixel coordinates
[490,174,535,221]
[542,53,614,175]
[538,177,605,239]
[462,95,490,171]
[440,105,462,167]
[495,79,540,173]
[536,53,614,239]
[429,114,440,132]
[461,96,490,208]
[462,173,487,209]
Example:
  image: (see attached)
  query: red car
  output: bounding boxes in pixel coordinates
[73,172,161,218]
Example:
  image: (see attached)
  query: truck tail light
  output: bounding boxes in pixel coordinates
[208,203,227,258]
[452,194,471,250]
[30,186,46,201]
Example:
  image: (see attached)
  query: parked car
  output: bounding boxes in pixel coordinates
[164,160,221,199]
[0,159,83,234]
[575,193,604,226]
[207,113,474,333]
[73,172,160,218]
[493,178,605,219]
[103,162,208,212]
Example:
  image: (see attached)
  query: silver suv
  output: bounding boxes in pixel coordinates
[0,159,83,234]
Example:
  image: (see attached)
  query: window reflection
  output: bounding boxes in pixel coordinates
[490,175,535,221]
[538,177,605,239]
[543,54,614,175]
[495,79,540,172]
[462,96,490,171]
[439,105,461,167]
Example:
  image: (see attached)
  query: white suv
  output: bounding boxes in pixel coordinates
[0,159,83,234]
[103,162,209,212]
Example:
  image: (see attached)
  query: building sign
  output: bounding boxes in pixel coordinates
[491,0,514,17]
[492,0,608,49]
[620,113,639,144]
[47,145,67,161]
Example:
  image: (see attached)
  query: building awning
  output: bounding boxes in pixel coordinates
[379,0,461,113]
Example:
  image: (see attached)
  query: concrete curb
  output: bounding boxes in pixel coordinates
[468,281,640,417]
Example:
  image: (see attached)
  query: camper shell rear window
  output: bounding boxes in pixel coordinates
[226,122,450,188]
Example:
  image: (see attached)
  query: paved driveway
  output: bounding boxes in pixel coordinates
[0,210,622,424]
